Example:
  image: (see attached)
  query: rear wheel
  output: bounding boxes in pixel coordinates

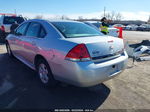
[36,59,58,87]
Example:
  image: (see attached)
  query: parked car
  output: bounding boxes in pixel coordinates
[84,21,119,37]
[136,24,150,31]
[136,25,146,31]
[113,24,126,30]
[6,19,128,87]
[0,14,25,39]
[141,24,150,31]
[125,24,138,31]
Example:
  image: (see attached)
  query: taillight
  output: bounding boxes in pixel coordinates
[65,44,91,62]
[0,25,5,31]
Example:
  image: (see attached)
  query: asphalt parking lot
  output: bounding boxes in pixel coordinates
[0,31,150,111]
[123,31,150,44]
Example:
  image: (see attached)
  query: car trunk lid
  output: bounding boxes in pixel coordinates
[64,36,124,61]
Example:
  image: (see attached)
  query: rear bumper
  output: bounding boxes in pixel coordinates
[53,51,128,87]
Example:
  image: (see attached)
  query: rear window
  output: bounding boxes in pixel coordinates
[51,22,103,38]
[3,16,24,24]
[26,22,41,37]
[92,23,101,28]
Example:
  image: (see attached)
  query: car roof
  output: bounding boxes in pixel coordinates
[48,20,83,24]
[84,21,101,23]
[27,19,82,23]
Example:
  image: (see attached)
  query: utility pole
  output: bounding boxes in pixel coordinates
[104,7,106,17]
[148,15,150,23]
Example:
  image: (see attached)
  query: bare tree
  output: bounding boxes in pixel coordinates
[110,11,115,20]
[34,15,43,19]
[78,16,84,20]
[105,11,115,21]
[52,15,62,20]
[60,15,70,20]
[101,11,123,21]
[105,13,111,20]
[115,12,123,21]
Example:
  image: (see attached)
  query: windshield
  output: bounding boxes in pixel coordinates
[4,16,25,24]
[51,22,103,38]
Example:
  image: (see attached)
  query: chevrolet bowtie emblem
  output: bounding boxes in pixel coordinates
[109,46,114,50]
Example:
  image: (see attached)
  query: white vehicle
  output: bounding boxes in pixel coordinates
[0,14,25,38]
[113,24,125,28]
[6,19,128,87]
[107,27,119,37]
[84,21,119,37]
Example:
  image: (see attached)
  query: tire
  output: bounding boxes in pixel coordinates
[6,43,14,57]
[36,59,58,87]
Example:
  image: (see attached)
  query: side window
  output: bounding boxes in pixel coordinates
[39,27,46,38]
[15,23,29,36]
[26,22,41,37]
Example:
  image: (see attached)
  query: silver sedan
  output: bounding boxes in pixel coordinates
[6,19,128,87]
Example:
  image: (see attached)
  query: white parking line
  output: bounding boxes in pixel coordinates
[0,80,14,96]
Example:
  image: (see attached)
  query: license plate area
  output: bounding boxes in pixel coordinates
[108,64,119,76]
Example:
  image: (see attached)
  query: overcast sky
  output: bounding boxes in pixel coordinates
[0,0,150,21]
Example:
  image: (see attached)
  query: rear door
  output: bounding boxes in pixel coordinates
[21,22,46,64]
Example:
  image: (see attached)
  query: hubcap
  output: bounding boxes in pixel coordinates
[38,63,49,84]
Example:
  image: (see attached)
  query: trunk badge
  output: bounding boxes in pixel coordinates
[108,40,114,43]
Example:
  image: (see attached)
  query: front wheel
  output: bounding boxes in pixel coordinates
[36,59,58,87]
